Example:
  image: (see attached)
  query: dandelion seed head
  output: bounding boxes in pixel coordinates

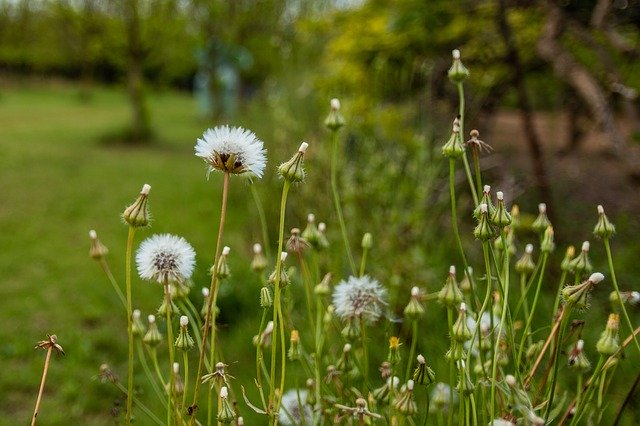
[195,125,267,178]
[279,389,312,426]
[332,275,388,323]
[136,234,196,285]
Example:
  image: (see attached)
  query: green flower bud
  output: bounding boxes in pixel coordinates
[122,184,151,227]
[540,226,555,253]
[288,330,301,361]
[314,272,332,296]
[510,204,521,230]
[456,364,475,396]
[593,205,616,239]
[143,315,162,347]
[413,354,435,386]
[473,185,496,219]
[438,266,463,308]
[448,49,470,83]
[596,314,620,356]
[260,286,273,308]
[131,309,146,337]
[568,339,591,372]
[531,203,551,234]
[278,142,308,183]
[442,116,465,158]
[325,98,346,130]
[88,230,109,260]
[562,272,604,310]
[394,380,418,416]
[560,246,576,272]
[452,303,471,342]
[268,252,290,287]
[341,317,360,340]
[568,241,592,277]
[213,246,231,279]
[404,286,425,319]
[515,244,536,275]
[175,315,195,351]
[474,204,496,241]
[388,337,402,365]
[217,387,236,423]
[490,191,512,228]
[362,232,373,249]
[251,243,268,273]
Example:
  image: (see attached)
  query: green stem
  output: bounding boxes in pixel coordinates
[165,283,176,426]
[491,236,511,415]
[361,317,370,387]
[149,347,167,387]
[255,308,269,411]
[190,172,230,422]
[517,252,548,367]
[269,180,291,421]
[182,351,189,415]
[544,310,571,421]
[98,258,127,309]
[604,238,640,354]
[456,81,478,205]
[518,274,531,346]
[405,320,419,383]
[250,183,272,261]
[447,308,455,426]
[551,270,568,326]
[113,380,164,426]
[125,226,136,426]
[330,129,357,275]
[471,147,483,206]
[571,356,606,425]
[136,341,164,404]
[359,246,368,277]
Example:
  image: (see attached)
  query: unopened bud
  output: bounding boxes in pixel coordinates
[122,184,151,227]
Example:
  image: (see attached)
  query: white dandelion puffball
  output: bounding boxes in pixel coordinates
[195,125,267,178]
[278,389,313,426]
[332,275,388,323]
[136,234,196,284]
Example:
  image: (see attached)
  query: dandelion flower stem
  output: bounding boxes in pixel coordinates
[405,320,418,383]
[191,172,230,422]
[250,184,272,261]
[182,351,189,415]
[517,252,549,366]
[456,82,478,205]
[164,282,176,426]
[98,258,127,309]
[136,341,164,404]
[125,226,137,426]
[31,345,52,426]
[603,238,640,354]
[330,129,357,275]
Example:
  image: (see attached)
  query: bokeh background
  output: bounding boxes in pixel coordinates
[2,0,640,423]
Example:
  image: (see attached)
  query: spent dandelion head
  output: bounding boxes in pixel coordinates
[136,234,196,285]
[332,275,388,324]
[195,125,267,178]
[88,230,109,260]
[278,389,313,426]
[34,334,65,356]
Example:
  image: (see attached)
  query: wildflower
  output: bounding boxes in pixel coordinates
[568,241,592,277]
[325,98,345,131]
[332,275,387,325]
[491,191,511,228]
[335,398,383,421]
[466,129,493,153]
[438,266,463,308]
[217,386,236,423]
[143,315,162,347]
[452,303,472,342]
[394,380,417,416]
[214,246,231,279]
[404,286,425,319]
[593,205,616,239]
[286,228,310,254]
[34,334,65,356]
[136,234,196,285]
[288,330,301,361]
[562,272,605,310]
[195,125,267,178]
[515,244,536,275]
[413,354,435,386]
[175,315,194,351]
[531,203,551,234]
[278,389,313,426]
[540,226,555,253]
[474,185,496,219]
[442,116,464,158]
[122,184,151,227]
[202,362,233,388]
[568,339,591,372]
[561,246,576,272]
[131,309,146,337]
[251,243,268,273]
[448,49,470,82]
[596,313,620,355]
[474,203,495,241]
[278,142,309,183]
[89,230,109,260]
[388,337,402,365]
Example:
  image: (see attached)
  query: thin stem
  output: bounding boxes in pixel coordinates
[447,308,455,426]
[544,311,571,420]
[456,82,478,205]
[518,274,531,346]
[31,346,53,426]
[361,317,370,386]
[112,380,165,426]
[136,341,164,404]
[125,226,137,426]
[255,308,269,411]
[491,236,511,414]
[190,172,230,421]
[250,183,271,261]
[405,320,418,382]
[550,269,568,327]
[182,351,189,415]
[517,252,548,367]
[359,245,368,277]
[604,238,640,354]
[98,258,127,309]
[330,129,357,274]
[269,180,291,420]
[471,147,483,206]
[165,283,176,426]
[149,347,167,388]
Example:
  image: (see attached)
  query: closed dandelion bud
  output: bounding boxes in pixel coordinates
[170,363,185,396]
[594,205,616,239]
[394,380,417,415]
[460,267,473,293]
[89,230,109,260]
[540,226,555,253]
[561,246,576,272]
[404,286,425,319]
[597,313,620,355]
[278,142,308,183]
[445,340,466,361]
[122,184,151,227]
[568,339,591,372]
[531,203,551,234]
[438,266,463,308]
[132,309,146,337]
[251,243,268,273]
[143,315,162,347]
[490,191,511,228]
[214,246,231,279]
[494,227,515,254]
[362,232,373,249]
[157,286,179,316]
[325,98,345,130]
[442,116,465,158]
[474,204,495,241]
[305,379,317,407]
[288,330,301,361]
[317,222,330,249]
[314,272,332,296]
[456,364,475,396]
[563,272,604,310]
[200,287,210,319]
[609,291,640,309]
[286,228,310,254]
[388,337,402,365]
[175,315,194,351]
[413,354,435,386]
[301,213,322,248]
[260,286,273,307]
[474,185,496,219]
[510,204,521,230]
[268,252,290,287]
[341,318,360,339]
[452,303,472,342]
[324,305,335,325]
[217,387,236,423]
[336,343,354,372]
[568,241,592,277]
[515,244,536,275]
[448,49,470,82]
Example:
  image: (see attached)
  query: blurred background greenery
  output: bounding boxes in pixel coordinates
[2,0,640,424]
